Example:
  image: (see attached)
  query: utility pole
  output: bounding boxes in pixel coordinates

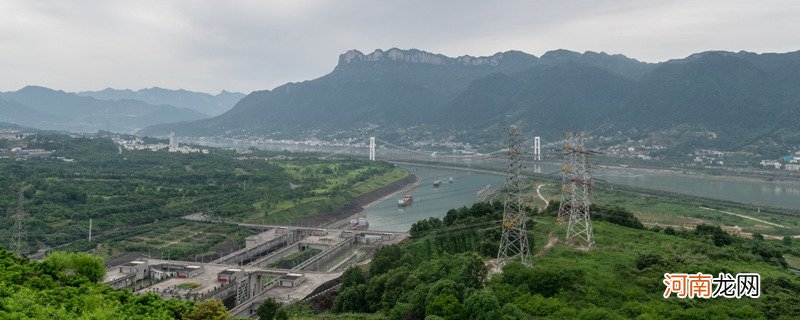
[559,132,596,248]
[497,126,532,267]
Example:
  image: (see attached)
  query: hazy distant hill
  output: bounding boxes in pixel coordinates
[78,87,245,116]
[0,98,69,131]
[140,48,800,151]
[0,86,208,134]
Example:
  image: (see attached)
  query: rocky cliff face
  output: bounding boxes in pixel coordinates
[337,48,519,67]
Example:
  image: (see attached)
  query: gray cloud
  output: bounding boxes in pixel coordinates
[1,0,798,94]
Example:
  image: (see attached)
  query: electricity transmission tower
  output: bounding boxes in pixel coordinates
[557,132,577,221]
[11,186,30,256]
[558,132,595,248]
[497,126,532,267]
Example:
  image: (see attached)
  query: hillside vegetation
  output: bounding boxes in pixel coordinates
[293,201,800,319]
[0,249,200,319]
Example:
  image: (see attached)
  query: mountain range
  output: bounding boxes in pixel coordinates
[78,87,245,116]
[0,86,244,134]
[139,47,800,154]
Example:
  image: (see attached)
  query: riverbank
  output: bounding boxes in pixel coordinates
[393,159,800,214]
[295,171,420,228]
[592,162,800,185]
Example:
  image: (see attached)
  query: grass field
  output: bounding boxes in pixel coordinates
[536,181,800,239]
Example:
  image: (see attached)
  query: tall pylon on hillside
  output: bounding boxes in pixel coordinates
[560,132,596,248]
[11,186,30,256]
[497,126,532,267]
[557,132,577,221]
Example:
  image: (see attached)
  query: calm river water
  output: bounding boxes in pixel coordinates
[194,140,800,232]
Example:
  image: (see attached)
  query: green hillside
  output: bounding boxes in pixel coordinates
[293,202,800,319]
[0,249,200,319]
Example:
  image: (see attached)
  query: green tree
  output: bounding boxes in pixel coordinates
[369,245,403,275]
[333,285,367,313]
[43,251,106,283]
[461,253,487,288]
[274,308,289,320]
[426,294,462,320]
[183,299,231,320]
[694,224,733,246]
[341,266,366,288]
[256,298,280,320]
[634,253,663,270]
[462,290,500,320]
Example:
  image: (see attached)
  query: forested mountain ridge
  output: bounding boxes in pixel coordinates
[138,48,800,152]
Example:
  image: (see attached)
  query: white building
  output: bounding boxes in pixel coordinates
[169,132,178,150]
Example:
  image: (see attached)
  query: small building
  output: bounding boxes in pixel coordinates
[151,264,203,280]
[119,260,149,279]
[279,273,305,287]
[179,265,203,278]
[217,268,244,283]
[362,234,384,244]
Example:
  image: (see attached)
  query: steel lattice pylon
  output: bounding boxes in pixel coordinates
[10,187,29,256]
[558,132,595,248]
[557,132,576,221]
[497,126,531,267]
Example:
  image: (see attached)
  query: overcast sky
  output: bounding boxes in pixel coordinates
[1,0,799,94]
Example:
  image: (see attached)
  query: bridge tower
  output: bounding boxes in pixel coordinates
[369,137,376,161]
[11,187,29,256]
[559,132,595,248]
[497,126,532,267]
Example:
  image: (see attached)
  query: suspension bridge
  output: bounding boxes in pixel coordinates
[321,136,547,163]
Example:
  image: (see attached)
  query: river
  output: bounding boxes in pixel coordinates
[365,163,506,231]
[191,139,800,231]
[366,161,800,232]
